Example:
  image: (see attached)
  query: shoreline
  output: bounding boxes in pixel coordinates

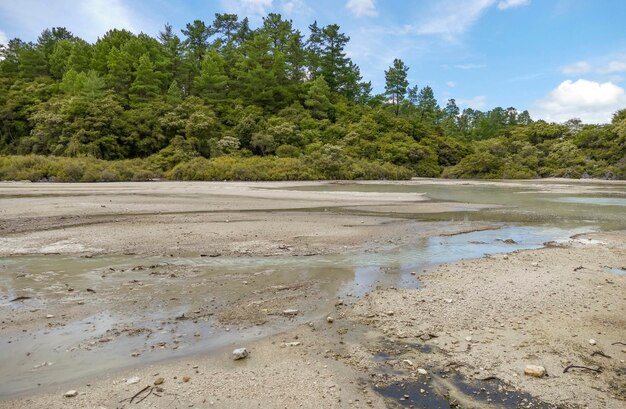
[1,180,624,408]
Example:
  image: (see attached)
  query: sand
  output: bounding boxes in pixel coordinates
[0,179,624,408]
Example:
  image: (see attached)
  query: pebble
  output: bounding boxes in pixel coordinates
[589,339,597,345]
[64,390,78,398]
[326,316,334,323]
[183,376,190,383]
[524,365,546,378]
[282,309,299,316]
[126,377,140,385]
[465,336,472,342]
[154,377,165,385]
[283,342,301,347]
[232,348,249,360]
[46,314,55,319]
[417,368,428,375]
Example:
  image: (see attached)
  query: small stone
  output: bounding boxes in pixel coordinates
[46,314,55,319]
[232,348,249,360]
[126,377,140,385]
[64,390,78,398]
[282,309,299,316]
[283,342,301,347]
[326,316,334,323]
[524,365,546,378]
[589,339,597,345]
[154,377,165,385]
[410,271,416,275]
[131,352,140,357]
[403,359,414,366]
[465,336,472,342]
[386,311,394,316]
[183,376,190,383]
[445,299,453,303]
[417,368,428,375]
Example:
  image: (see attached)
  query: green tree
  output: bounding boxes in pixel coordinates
[384,58,409,116]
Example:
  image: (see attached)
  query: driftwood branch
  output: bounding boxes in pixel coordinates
[563,365,601,374]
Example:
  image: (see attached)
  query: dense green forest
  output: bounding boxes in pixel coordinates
[1,14,625,181]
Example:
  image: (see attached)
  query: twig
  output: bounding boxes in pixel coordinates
[591,351,612,359]
[119,385,150,404]
[478,375,499,381]
[134,387,153,404]
[611,341,626,346]
[563,365,601,374]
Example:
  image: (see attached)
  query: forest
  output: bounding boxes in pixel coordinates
[1,13,625,182]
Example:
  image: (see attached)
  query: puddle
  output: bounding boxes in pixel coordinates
[606,266,626,275]
[546,196,626,207]
[376,374,556,408]
[0,224,588,397]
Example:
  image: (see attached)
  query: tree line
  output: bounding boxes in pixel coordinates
[0,13,625,181]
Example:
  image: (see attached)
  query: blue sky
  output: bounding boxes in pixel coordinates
[1,0,625,123]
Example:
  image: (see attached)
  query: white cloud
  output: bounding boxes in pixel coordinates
[561,61,592,75]
[0,31,7,46]
[345,0,378,18]
[221,0,273,18]
[410,0,495,39]
[0,0,154,43]
[457,95,487,109]
[446,81,456,88]
[281,0,312,16]
[533,79,626,123]
[455,63,486,70]
[400,0,529,40]
[599,59,626,74]
[497,0,530,10]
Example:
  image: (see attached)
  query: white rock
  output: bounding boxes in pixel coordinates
[64,390,78,397]
[126,377,140,385]
[283,342,301,347]
[232,348,249,360]
[282,309,299,316]
[46,314,55,319]
[465,336,472,342]
[589,339,596,345]
[417,368,428,375]
[326,316,334,323]
[524,365,546,378]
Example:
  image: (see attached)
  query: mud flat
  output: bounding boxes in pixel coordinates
[0,179,625,408]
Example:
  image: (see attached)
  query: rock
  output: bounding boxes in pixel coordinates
[64,390,78,398]
[283,342,301,347]
[232,348,249,360]
[465,336,472,342]
[420,334,431,341]
[126,377,140,385]
[524,365,546,378]
[417,368,428,375]
[326,316,334,323]
[502,239,517,244]
[46,314,55,319]
[386,311,394,316]
[154,377,165,385]
[282,309,299,316]
[589,339,597,345]
[183,376,190,383]
[403,359,414,366]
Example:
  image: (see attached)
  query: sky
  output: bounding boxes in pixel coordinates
[1,0,625,123]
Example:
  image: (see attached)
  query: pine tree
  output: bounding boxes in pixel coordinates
[384,58,409,116]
